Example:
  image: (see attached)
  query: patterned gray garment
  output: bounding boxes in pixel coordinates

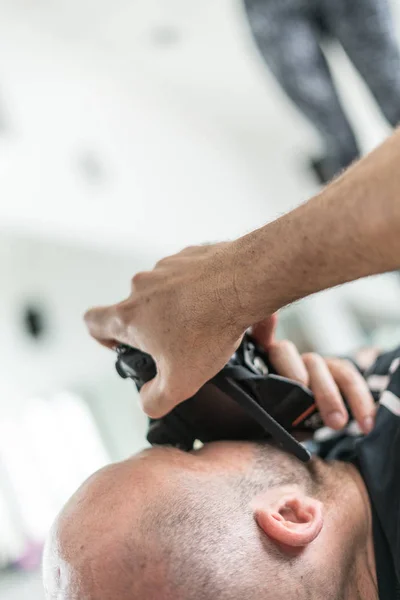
[244,0,400,180]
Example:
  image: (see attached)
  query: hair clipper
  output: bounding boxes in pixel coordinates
[114,334,343,462]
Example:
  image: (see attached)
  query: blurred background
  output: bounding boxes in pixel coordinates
[0,0,400,597]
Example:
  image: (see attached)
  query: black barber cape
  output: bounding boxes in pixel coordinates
[315,347,400,600]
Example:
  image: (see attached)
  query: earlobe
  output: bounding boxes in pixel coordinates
[253,492,323,549]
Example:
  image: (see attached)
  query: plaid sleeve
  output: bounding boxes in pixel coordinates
[363,346,400,404]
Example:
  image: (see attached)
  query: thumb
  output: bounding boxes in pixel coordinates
[139,368,203,418]
[251,313,279,350]
[139,374,185,419]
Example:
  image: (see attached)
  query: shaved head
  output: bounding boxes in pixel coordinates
[43,442,371,600]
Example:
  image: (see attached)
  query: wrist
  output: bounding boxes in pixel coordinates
[231,199,320,326]
[230,225,286,327]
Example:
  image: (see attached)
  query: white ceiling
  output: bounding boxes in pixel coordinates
[1,0,398,125]
[0,0,281,124]
[0,1,396,257]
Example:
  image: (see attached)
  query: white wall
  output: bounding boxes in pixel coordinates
[0,233,148,459]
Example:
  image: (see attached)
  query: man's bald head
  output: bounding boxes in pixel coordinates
[43,442,368,600]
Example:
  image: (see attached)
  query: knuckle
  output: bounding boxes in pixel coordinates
[337,360,358,385]
[277,339,296,353]
[131,271,150,287]
[302,352,321,366]
[155,256,171,268]
[325,357,339,368]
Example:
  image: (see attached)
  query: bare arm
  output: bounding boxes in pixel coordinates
[235,129,400,325]
[85,130,400,418]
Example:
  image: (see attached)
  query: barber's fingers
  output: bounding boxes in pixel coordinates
[251,314,279,349]
[268,340,309,386]
[252,315,308,384]
[302,353,348,430]
[139,376,174,419]
[325,358,376,434]
[84,301,136,348]
[139,368,199,419]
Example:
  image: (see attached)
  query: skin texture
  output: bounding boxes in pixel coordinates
[85,129,400,418]
[43,441,378,600]
[251,318,376,434]
[236,128,400,320]
[43,341,379,599]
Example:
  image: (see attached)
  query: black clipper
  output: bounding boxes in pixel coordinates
[114,334,333,462]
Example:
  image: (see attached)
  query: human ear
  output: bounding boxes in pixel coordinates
[253,489,323,548]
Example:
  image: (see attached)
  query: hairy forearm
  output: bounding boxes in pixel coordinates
[235,129,400,325]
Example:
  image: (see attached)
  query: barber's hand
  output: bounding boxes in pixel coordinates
[252,319,376,435]
[85,242,256,418]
